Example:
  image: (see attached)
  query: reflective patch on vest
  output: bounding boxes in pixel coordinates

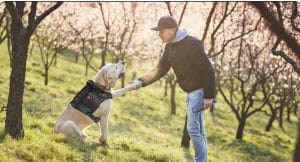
[70,80,112,123]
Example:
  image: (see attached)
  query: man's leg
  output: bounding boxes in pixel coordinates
[186,89,207,162]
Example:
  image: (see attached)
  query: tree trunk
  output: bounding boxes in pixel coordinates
[5,1,63,139]
[101,53,106,68]
[294,103,299,116]
[121,75,125,88]
[279,106,284,129]
[235,118,246,139]
[44,66,48,86]
[54,51,57,66]
[75,52,79,63]
[164,79,168,96]
[5,29,30,138]
[85,62,88,77]
[100,32,109,68]
[265,111,277,132]
[287,106,292,122]
[181,115,190,148]
[170,82,176,115]
[131,71,136,80]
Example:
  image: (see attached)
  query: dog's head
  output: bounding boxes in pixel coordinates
[94,61,125,90]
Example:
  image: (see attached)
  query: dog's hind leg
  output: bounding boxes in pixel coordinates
[60,120,83,137]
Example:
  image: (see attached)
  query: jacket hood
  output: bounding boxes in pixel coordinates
[171,28,188,43]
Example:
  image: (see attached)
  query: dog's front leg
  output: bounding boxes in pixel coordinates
[111,88,130,98]
[112,80,142,98]
[98,116,109,145]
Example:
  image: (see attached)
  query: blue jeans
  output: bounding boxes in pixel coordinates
[186,89,207,162]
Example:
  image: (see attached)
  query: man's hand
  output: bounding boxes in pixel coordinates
[203,99,213,110]
[128,80,143,91]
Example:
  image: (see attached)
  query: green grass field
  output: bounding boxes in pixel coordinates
[0,41,297,162]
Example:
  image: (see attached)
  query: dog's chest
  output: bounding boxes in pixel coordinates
[70,80,112,122]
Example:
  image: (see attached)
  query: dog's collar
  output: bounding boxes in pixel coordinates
[92,81,111,92]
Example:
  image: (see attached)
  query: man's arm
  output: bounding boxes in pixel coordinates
[191,39,216,103]
[196,41,216,109]
[112,80,143,97]
[139,47,171,87]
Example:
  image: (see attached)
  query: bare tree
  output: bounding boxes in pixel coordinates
[218,44,271,139]
[33,22,70,85]
[285,74,299,122]
[260,61,287,131]
[251,2,300,74]
[202,2,263,114]
[111,2,138,88]
[35,33,58,85]
[249,2,300,160]
[273,68,299,130]
[217,4,274,139]
[62,14,98,76]
[5,2,62,139]
[253,3,300,160]
[98,2,117,68]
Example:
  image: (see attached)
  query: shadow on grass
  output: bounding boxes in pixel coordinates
[64,136,106,161]
[182,147,193,161]
[221,139,284,162]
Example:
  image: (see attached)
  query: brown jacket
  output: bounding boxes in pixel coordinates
[140,35,216,98]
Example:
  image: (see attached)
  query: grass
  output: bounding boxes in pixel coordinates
[0,41,298,162]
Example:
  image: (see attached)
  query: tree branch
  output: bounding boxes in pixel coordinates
[201,2,217,42]
[271,38,300,74]
[178,2,188,26]
[207,2,238,57]
[35,2,63,26]
[28,2,63,36]
[165,2,173,16]
[28,2,37,28]
[5,2,23,25]
[251,2,300,60]
[98,3,109,29]
[16,2,25,18]
[291,2,300,33]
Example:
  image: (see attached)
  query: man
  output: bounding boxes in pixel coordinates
[132,16,216,162]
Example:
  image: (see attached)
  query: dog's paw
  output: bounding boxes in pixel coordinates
[113,91,126,97]
[129,80,143,90]
[99,137,108,146]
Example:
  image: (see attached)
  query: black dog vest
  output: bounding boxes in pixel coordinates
[70,80,112,123]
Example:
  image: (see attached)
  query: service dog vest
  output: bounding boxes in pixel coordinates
[70,80,112,123]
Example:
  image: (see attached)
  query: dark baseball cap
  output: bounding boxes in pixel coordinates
[151,16,178,31]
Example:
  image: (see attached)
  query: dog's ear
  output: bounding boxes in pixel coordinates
[94,64,117,90]
[94,68,107,88]
[105,72,117,89]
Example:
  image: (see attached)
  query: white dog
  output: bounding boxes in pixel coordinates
[54,61,142,145]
